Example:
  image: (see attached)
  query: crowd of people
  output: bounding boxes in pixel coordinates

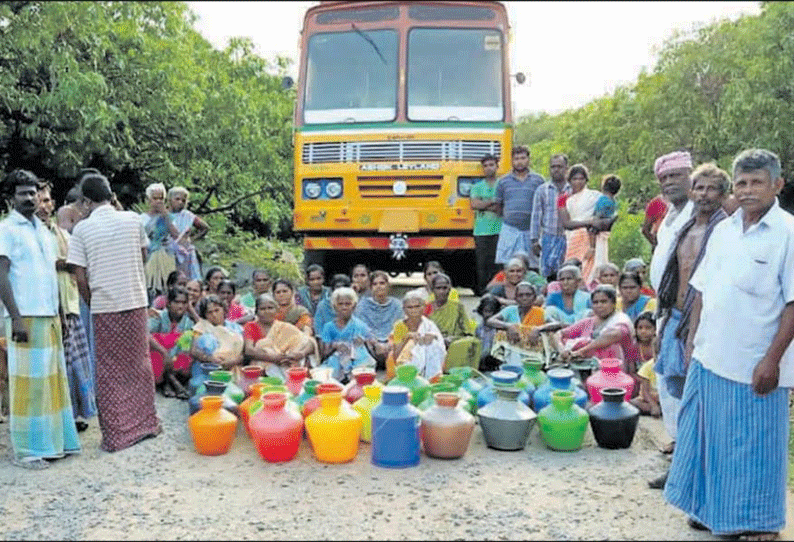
[0,145,791,540]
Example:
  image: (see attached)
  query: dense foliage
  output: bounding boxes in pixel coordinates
[517,1,794,267]
[0,1,299,279]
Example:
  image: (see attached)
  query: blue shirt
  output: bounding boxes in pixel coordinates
[494,171,545,230]
[0,210,59,317]
[544,290,591,316]
[321,315,374,344]
[594,194,617,219]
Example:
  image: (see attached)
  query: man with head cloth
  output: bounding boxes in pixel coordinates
[67,173,161,452]
[664,149,794,539]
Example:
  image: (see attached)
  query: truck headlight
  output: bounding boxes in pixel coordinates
[325,180,343,199]
[303,181,322,199]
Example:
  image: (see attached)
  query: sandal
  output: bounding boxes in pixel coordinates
[659,441,675,454]
[687,518,708,531]
[13,457,50,470]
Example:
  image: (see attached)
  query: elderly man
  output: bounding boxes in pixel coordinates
[649,163,730,489]
[647,150,694,462]
[67,173,161,452]
[665,149,794,540]
[0,170,80,469]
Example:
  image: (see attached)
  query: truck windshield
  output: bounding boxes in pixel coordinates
[408,28,504,122]
[304,29,398,124]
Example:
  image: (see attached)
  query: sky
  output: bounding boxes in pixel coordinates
[188,1,760,117]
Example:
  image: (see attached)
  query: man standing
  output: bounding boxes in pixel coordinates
[646,150,694,468]
[67,173,161,452]
[494,145,545,272]
[36,181,96,432]
[665,149,794,540]
[0,170,80,469]
[530,153,571,281]
[469,154,502,295]
[650,163,730,489]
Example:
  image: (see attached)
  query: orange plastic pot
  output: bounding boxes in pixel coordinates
[188,395,237,455]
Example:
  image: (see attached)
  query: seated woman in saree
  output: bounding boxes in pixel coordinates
[486,282,545,353]
[189,294,245,376]
[474,295,502,372]
[623,257,655,297]
[616,271,657,321]
[387,291,446,381]
[488,257,531,306]
[354,270,402,364]
[313,274,352,336]
[484,250,547,294]
[351,263,372,298]
[592,262,620,291]
[425,273,477,348]
[204,266,227,297]
[218,279,253,325]
[148,286,194,399]
[319,288,377,383]
[545,285,636,368]
[407,260,460,304]
[296,264,330,317]
[140,183,180,298]
[185,279,203,323]
[167,186,209,281]
[243,294,314,380]
[557,165,615,287]
[272,278,313,335]
[239,269,273,312]
[151,270,188,310]
[543,265,592,325]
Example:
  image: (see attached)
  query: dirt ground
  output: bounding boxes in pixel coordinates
[1,280,792,540]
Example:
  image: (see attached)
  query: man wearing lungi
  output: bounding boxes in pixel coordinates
[666,149,794,540]
[67,173,161,452]
[530,153,571,281]
[494,145,545,272]
[0,169,80,469]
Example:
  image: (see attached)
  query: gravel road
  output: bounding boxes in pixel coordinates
[2,277,791,540]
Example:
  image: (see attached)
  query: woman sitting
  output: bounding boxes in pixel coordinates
[545,285,636,366]
[217,279,252,325]
[189,294,245,376]
[543,265,592,325]
[617,271,657,321]
[184,278,203,323]
[319,287,377,383]
[623,257,655,297]
[239,269,273,312]
[204,266,227,296]
[484,250,547,294]
[296,264,330,317]
[272,279,313,335]
[151,270,187,310]
[488,257,530,306]
[592,262,620,290]
[351,263,372,298]
[387,291,446,381]
[243,294,314,380]
[486,282,544,368]
[148,286,194,399]
[354,270,402,364]
[425,273,477,347]
[407,260,460,304]
[313,274,352,336]
[474,295,502,372]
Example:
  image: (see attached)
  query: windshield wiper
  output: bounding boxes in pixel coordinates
[351,23,386,64]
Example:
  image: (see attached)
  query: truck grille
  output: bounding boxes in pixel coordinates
[302,140,500,164]
[357,176,443,198]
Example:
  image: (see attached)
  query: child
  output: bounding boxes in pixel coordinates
[474,294,502,372]
[630,312,661,417]
[587,174,621,252]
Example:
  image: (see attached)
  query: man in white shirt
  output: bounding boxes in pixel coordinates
[665,149,794,540]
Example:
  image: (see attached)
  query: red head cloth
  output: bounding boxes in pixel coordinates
[654,151,693,179]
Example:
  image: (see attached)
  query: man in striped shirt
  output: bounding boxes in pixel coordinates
[67,173,161,452]
[530,154,571,281]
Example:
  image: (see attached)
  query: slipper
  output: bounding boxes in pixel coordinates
[659,441,675,454]
[75,421,89,432]
[13,457,50,470]
[687,518,708,531]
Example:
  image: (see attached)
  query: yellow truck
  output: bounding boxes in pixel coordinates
[292,1,520,287]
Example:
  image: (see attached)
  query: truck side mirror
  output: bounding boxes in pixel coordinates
[514,72,526,85]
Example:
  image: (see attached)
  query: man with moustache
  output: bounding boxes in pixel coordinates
[530,153,572,281]
[493,145,545,272]
[649,163,730,489]
[665,149,794,540]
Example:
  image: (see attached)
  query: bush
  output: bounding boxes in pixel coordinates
[608,200,652,270]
